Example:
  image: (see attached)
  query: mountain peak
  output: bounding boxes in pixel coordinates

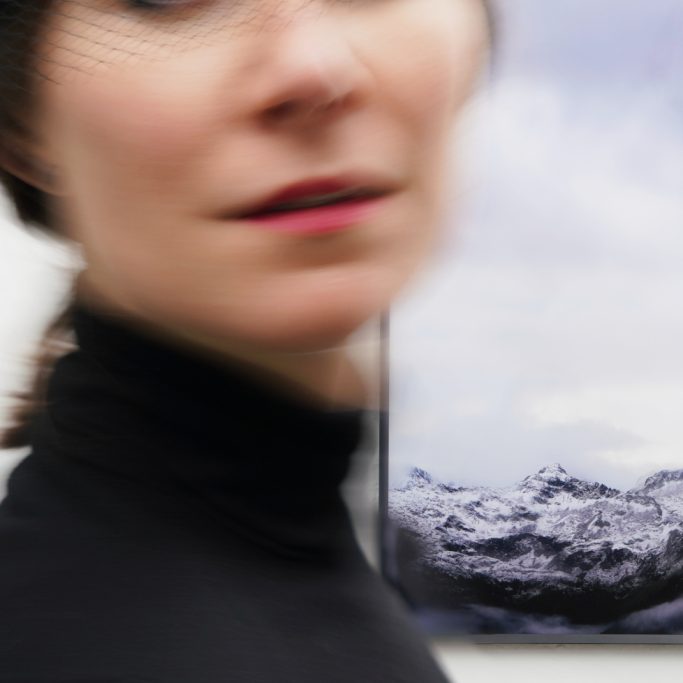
[404,466,435,488]
[538,463,568,477]
[518,463,573,492]
[636,469,683,495]
[529,463,571,483]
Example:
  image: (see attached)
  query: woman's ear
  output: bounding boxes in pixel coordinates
[0,133,63,196]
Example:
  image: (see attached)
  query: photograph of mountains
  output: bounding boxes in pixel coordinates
[387,464,683,635]
[382,0,683,642]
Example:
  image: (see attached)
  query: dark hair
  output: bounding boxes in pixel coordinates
[0,0,498,450]
[0,1,71,449]
[0,1,54,232]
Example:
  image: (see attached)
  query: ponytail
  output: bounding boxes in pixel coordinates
[1,293,77,450]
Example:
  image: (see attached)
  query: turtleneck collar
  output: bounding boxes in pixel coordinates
[32,300,371,559]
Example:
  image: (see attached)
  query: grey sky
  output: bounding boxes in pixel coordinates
[389,0,683,491]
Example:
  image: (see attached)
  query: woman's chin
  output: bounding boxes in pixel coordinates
[185,267,397,353]
[254,285,396,351]
[217,306,381,354]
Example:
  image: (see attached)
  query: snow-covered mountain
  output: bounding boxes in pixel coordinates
[389,464,683,623]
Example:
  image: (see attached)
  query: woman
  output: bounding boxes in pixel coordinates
[0,0,491,680]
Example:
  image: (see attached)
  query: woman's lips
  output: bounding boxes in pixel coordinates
[234,194,391,235]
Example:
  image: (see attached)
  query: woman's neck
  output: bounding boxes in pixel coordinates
[168,326,374,411]
[75,274,377,413]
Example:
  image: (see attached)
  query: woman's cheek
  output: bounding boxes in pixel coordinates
[380,21,477,139]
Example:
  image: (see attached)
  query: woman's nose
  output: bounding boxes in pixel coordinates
[253,8,372,128]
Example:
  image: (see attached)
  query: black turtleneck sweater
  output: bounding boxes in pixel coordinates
[0,303,450,682]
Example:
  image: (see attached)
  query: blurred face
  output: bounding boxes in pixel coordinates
[33,0,488,353]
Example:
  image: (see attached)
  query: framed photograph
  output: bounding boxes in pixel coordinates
[380,0,683,643]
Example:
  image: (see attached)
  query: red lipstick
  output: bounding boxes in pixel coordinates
[233,175,392,235]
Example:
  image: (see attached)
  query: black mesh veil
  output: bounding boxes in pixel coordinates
[0,0,494,114]
[0,0,330,229]
[0,0,320,99]
[0,0,494,231]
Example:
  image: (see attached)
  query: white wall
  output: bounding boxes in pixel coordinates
[433,642,683,683]
[0,193,75,495]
